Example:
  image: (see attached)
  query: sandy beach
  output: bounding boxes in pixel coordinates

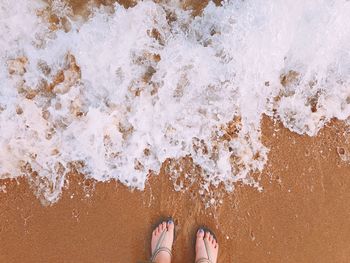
[1,117,350,262]
[1,0,350,262]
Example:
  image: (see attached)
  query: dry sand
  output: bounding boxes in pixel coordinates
[1,117,350,263]
[1,1,350,262]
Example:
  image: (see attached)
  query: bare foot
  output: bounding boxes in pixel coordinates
[151,220,174,263]
[195,229,219,263]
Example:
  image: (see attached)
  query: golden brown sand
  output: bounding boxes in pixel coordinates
[1,1,350,262]
[1,117,350,263]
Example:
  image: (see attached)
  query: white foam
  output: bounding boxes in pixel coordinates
[0,0,349,203]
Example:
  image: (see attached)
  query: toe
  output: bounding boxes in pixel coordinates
[197,228,205,239]
[167,219,174,232]
[157,224,162,234]
[162,221,166,231]
[205,231,210,240]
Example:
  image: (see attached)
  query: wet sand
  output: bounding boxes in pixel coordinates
[1,117,350,263]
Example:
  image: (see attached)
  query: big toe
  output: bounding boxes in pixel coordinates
[164,220,174,247]
[195,228,207,261]
[197,228,205,239]
[167,219,174,232]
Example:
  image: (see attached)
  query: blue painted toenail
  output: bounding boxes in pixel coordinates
[168,219,174,224]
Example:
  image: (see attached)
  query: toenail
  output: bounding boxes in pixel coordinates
[168,219,174,224]
[199,228,204,233]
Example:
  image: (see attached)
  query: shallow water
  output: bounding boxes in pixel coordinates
[1,0,349,203]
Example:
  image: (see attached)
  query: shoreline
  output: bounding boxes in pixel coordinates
[1,117,350,262]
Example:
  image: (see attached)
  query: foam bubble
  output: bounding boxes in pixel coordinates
[0,0,349,203]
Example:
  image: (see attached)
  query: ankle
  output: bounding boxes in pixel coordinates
[154,253,171,263]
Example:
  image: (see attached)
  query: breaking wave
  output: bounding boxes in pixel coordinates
[1,0,350,203]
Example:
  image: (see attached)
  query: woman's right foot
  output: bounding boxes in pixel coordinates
[195,229,219,263]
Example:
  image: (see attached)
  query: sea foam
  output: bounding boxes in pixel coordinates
[0,0,349,203]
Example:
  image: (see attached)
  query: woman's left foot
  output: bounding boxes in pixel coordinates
[151,220,174,263]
